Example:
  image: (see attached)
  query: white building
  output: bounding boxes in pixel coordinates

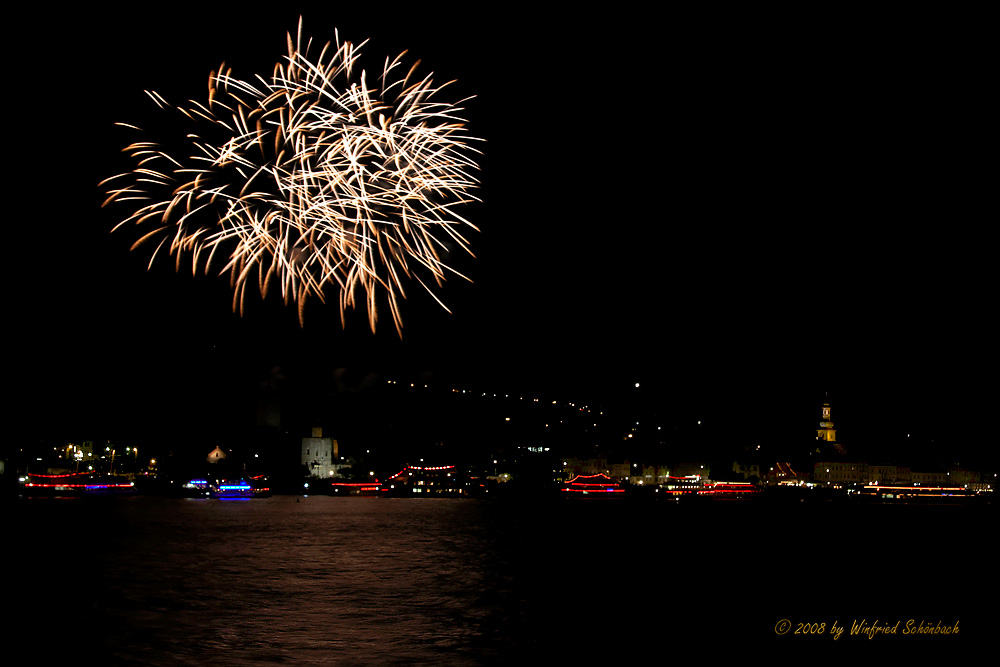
[301,427,340,478]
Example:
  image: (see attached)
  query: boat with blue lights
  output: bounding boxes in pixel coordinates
[178,478,211,497]
[209,477,271,499]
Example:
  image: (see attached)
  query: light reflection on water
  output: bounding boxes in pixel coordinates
[17,497,525,665]
[11,495,993,663]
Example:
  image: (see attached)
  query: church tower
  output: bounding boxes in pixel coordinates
[816,396,846,455]
[817,400,837,442]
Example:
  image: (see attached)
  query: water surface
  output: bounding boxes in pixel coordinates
[11,495,993,663]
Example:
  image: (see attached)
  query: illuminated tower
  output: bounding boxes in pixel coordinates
[816,397,846,455]
[817,400,837,443]
[301,427,339,478]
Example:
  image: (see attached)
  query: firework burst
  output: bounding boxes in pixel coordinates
[101,18,482,334]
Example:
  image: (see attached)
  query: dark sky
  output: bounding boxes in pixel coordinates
[11,4,992,466]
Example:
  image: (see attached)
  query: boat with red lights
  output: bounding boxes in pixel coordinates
[322,480,382,496]
[661,474,706,498]
[560,473,626,497]
[382,464,473,497]
[655,476,759,502]
[20,472,138,497]
[702,481,760,499]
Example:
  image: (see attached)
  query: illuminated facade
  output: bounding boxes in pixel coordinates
[812,461,981,489]
[868,464,898,484]
[207,446,227,464]
[637,465,671,486]
[301,427,340,478]
[813,461,865,486]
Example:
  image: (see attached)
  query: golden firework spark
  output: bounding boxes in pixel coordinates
[101,18,481,335]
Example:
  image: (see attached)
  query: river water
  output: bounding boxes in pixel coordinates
[10,495,994,663]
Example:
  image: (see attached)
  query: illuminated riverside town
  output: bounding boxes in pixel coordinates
[9,393,994,502]
[11,374,992,660]
[9,3,993,663]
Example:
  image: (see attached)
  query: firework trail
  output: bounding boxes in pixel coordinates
[101,18,481,334]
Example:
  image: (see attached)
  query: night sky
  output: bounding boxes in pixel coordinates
[12,5,993,468]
